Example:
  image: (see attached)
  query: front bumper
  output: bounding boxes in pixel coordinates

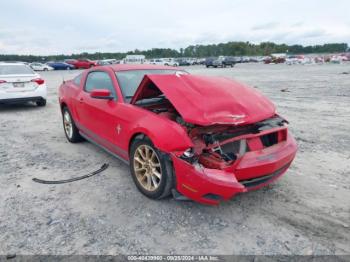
[172,132,297,205]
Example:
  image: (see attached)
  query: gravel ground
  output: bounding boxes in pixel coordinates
[0,63,349,255]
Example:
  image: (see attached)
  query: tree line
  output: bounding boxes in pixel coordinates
[0,42,348,62]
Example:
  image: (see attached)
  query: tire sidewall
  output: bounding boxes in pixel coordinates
[62,107,82,143]
[129,138,172,199]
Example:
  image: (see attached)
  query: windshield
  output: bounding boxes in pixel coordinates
[116,69,187,101]
[0,65,34,75]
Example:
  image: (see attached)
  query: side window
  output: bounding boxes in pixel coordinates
[73,74,82,86]
[84,71,117,99]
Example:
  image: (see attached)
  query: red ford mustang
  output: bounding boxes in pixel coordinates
[58,64,297,205]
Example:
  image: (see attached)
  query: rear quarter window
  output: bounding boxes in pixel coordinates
[73,74,82,86]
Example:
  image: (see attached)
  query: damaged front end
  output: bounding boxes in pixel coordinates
[170,115,296,204]
[132,74,298,204]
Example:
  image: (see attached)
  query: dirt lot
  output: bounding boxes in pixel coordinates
[0,63,349,255]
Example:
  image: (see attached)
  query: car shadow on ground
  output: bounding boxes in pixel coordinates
[0,103,42,112]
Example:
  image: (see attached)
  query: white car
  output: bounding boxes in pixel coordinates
[162,58,179,66]
[0,63,47,106]
[30,62,54,71]
[148,58,165,65]
[148,58,179,66]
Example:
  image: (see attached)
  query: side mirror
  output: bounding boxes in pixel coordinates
[90,89,113,100]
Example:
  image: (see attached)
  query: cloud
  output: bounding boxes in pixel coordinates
[0,0,349,55]
[291,22,304,27]
[252,22,279,31]
[298,29,328,39]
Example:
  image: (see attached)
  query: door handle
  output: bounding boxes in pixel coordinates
[79,98,84,104]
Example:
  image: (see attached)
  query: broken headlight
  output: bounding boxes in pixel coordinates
[182,148,195,158]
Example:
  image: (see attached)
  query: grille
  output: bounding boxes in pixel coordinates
[260,132,278,147]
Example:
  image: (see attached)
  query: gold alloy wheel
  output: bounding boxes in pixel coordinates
[133,145,162,191]
[63,111,73,139]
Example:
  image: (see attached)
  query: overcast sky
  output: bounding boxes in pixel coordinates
[1,0,349,55]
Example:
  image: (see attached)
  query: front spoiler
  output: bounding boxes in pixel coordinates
[172,133,297,205]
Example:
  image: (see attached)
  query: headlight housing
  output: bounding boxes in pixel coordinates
[182,148,195,158]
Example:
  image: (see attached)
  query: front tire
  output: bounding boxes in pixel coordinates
[62,107,83,143]
[130,137,174,199]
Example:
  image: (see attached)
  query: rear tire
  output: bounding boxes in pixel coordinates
[62,107,83,143]
[36,99,46,107]
[130,137,174,200]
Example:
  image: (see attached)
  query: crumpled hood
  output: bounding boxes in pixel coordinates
[131,74,276,126]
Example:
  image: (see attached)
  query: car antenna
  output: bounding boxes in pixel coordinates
[62,74,66,84]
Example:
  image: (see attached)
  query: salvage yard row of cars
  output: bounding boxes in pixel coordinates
[20,59,107,71]
[39,59,98,70]
[25,53,350,73]
[7,52,350,73]
[1,61,298,204]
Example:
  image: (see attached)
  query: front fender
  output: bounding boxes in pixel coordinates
[126,111,193,154]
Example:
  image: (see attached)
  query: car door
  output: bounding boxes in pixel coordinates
[76,70,124,154]
[77,60,84,69]
[81,60,89,69]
